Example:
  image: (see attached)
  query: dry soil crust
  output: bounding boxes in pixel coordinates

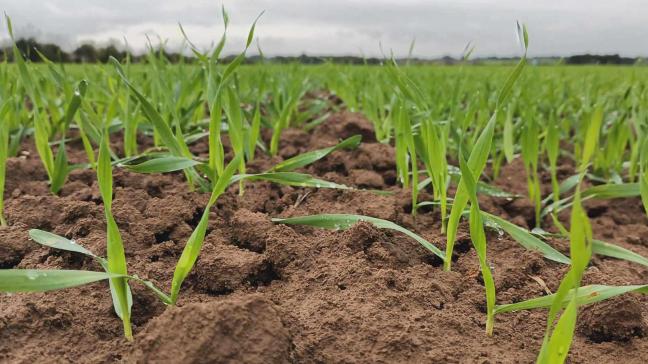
[0,111,647,363]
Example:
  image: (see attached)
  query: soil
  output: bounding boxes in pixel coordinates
[0,111,647,363]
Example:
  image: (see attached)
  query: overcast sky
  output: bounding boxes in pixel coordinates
[0,0,646,58]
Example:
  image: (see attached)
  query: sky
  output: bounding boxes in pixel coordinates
[0,0,646,58]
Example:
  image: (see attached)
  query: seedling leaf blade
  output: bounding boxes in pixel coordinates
[272,213,444,259]
[0,269,119,292]
[273,135,362,172]
[123,156,202,174]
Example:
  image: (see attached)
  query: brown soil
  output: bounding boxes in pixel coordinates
[1,111,647,363]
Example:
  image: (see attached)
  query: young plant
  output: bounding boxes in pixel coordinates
[458,151,496,335]
[180,7,261,183]
[0,134,171,341]
[535,185,590,363]
[502,105,516,164]
[169,155,241,303]
[417,118,449,230]
[536,96,602,363]
[444,23,529,271]
[97,131,133,340]
[393,100,419,214]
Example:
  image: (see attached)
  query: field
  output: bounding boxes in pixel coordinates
[0,19,647,364]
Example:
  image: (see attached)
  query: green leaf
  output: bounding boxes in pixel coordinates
[494,284,648,315]
[445,113,498,270]
[592,239,648,267]
[246,11,264,47]
[98,133,132,340]
[129,275,172,305]
[496,56,527,107]
[61,80,88,130]
[28,229,134,320]
[50,141,69,194]
[97,135,114,209]
[582,182,639,199]
[444,167,518,199]
[542,296,577,363]
[476,181,518,199]
[458,151,496,334]
[248,102,262,160]
[481,212,570,264]
[272,135,362,172]
[233,172,351,190]
[503,108,515,163]
[272,213,444,259]
[569,188,592,274]
[123,156,202,174]
[537,186,591,363]
[0,269,119,292]
[580,105,603,171]
[641,171,648,216]
[29,229,98,257]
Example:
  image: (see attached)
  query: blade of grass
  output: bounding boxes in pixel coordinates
[592,239,648,268]
[169,155,241,303]
[272,213,444,259]
[458,151,496,335]
[272,135,361,172]
[444,113,497,270]
[481,212,570,264]
[98,132,132,340]
[0,269,121,291]
[123,155,202,174]
[537,184,591,363]
[495,284,648,315]
[232,172,351,190]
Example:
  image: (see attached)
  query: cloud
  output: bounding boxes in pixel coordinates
[0,0,646,57]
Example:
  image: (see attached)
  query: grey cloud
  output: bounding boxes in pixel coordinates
[0,0,646,57]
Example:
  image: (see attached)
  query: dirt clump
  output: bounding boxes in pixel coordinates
[578,295,647,343]
[126,295,292,364]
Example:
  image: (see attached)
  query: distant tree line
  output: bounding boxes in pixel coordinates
[564,54,637,65]
[0,38,644,65]
[0,37,187,63]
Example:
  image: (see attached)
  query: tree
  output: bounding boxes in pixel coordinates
[73,44,98,63]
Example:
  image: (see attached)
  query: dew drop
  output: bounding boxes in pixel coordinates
[26,271,39,280]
